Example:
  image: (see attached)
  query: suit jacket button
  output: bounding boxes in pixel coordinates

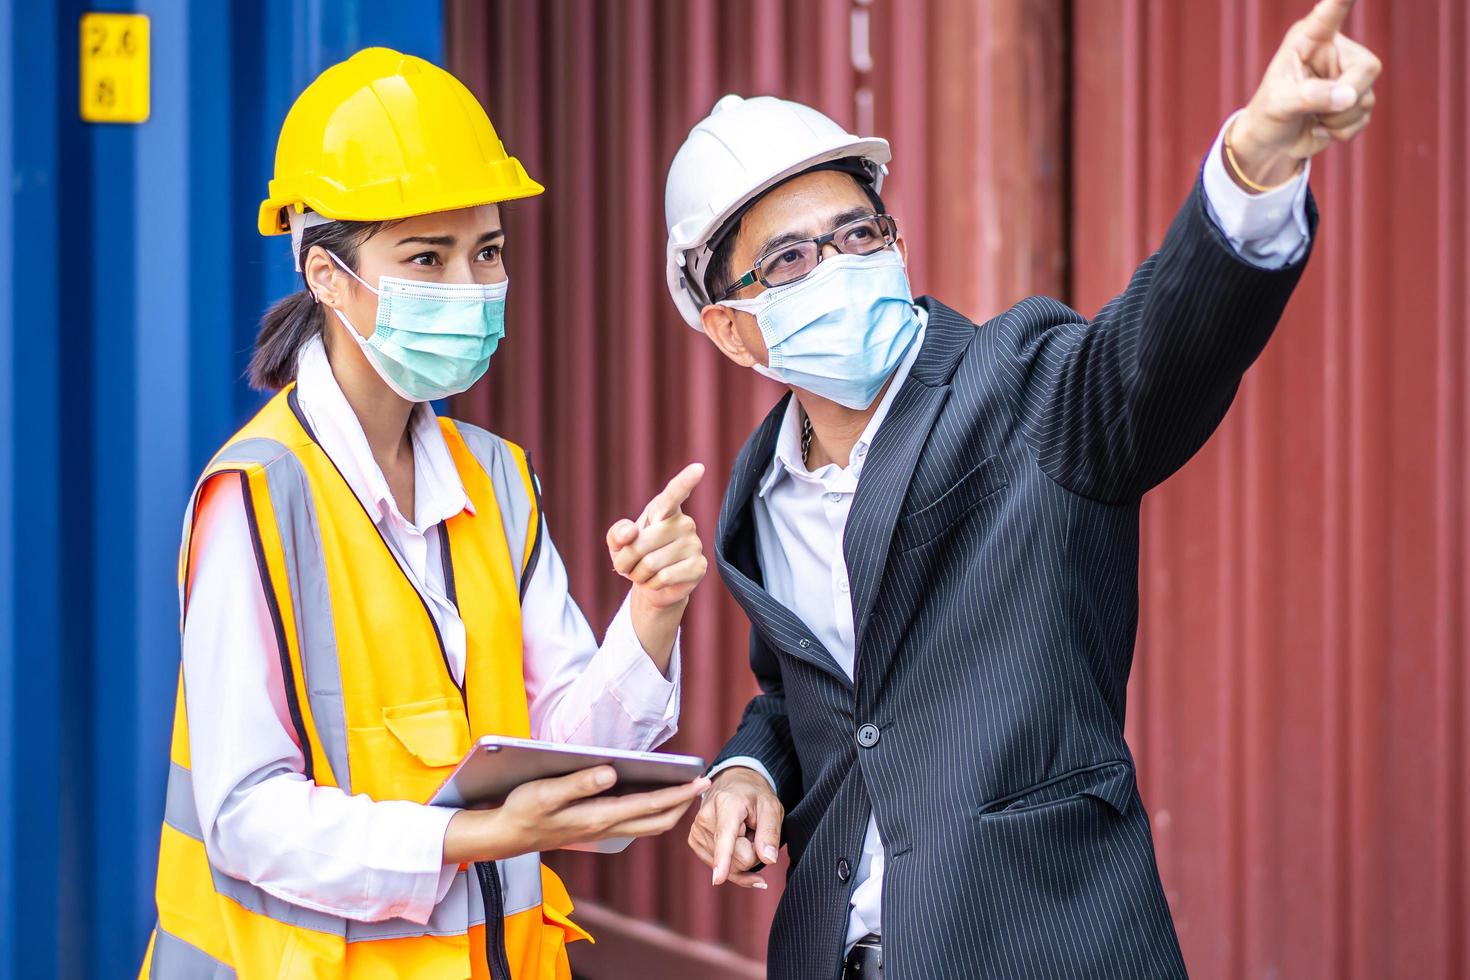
[856,724,880,748]
[837,858,852,883]
[798,638,811,649]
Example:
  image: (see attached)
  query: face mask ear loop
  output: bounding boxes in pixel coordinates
[319,251,380,351]
[720,296,766,316]
[330,308,419,402]
[332,307,376,350]
[325,250,381,297]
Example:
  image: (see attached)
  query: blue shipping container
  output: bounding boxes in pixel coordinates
[0,2,444,975]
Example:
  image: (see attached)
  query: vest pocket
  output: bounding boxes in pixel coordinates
[380,697,473,768]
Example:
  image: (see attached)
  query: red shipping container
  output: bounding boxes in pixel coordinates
[448,2,1467,976]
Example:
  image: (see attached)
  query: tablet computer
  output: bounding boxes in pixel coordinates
[428,736,707,854]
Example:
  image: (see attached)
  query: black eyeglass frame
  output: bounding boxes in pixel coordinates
[714,213,899,302]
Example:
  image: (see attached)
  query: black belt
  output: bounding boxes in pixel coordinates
[843,934,882,978]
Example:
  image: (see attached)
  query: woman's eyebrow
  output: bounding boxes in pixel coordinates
[394,229,505,248]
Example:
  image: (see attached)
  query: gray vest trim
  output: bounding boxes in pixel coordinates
[495,852,546,917]
[164,709,540,940]
[452,422,539,588]
[337,853,540,942]
[254,442,351,795]
[163,761,203,841]
[149,926,236,978]
[161,762,348,936]
[209,866,349,937]
[183,437,352,794]
[168,425,545,946]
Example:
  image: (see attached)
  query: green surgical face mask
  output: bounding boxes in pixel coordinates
[327,250,507,402]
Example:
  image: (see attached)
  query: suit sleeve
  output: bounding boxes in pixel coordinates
[1006,176,1316,503]
[710,629,803,811]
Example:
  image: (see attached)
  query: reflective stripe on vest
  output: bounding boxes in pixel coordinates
[146,387,585,980]
[161,760,545,931]
[146,925,236,978]
[172,425,543,796]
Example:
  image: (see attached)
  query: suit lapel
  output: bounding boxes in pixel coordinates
[846,299,975,659]
[715,394,854,687]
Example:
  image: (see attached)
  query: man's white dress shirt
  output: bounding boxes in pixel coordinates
[182,335,681,925]
[713,114,1311,952]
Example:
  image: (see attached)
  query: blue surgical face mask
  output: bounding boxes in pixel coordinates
[722,248,921,410]
[326,251,507,402]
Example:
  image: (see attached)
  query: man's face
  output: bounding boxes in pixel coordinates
[697,170,905,369]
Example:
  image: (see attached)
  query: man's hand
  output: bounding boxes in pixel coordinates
[1230,0,1382,188]
[608,463,708,611]
[689,766,784,889]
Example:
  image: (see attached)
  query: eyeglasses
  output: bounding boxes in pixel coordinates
[715,213,899,301]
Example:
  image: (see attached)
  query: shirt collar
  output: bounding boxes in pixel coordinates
[758,308,928,498]
[293,336,474,530]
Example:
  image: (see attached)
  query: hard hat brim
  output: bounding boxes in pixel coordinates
[669,136,890,255]
[257,172,546,237]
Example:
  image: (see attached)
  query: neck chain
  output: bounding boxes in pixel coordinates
[801,413,814,467]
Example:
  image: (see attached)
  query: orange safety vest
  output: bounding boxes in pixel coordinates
[140,386,590,979]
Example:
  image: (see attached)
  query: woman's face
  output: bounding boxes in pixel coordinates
[317,203,506,342]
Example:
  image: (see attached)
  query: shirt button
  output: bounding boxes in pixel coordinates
[856,723,881,748]
[837,858,852,883]
[825,492,842,503]
[838,578,850,593]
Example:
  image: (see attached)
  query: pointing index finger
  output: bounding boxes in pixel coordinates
[1299,0,1355,42]
[711,801,743,885]
[643,463,705,525]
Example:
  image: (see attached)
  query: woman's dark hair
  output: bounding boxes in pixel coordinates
[248,218,390,390]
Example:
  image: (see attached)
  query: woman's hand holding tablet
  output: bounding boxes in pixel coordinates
[442,765,710,864]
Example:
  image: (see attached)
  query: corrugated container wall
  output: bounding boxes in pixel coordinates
[446,1,1468,978]
[1072,2,1468,978]
[0,2,443,976]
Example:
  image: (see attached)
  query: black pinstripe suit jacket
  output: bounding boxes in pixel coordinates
[711,178,1317,979]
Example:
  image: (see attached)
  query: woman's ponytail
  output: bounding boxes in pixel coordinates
[248,291,323,390]
[247,217,389,391]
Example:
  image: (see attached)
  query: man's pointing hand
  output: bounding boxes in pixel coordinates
[1228,0,1382,189]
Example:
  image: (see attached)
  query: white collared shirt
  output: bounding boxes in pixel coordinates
[737,313,926,953]
[716,114,1311,953]
[181,336,680,925]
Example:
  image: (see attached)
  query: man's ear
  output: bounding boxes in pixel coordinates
[304,246,341,308]
[699,304,759,368]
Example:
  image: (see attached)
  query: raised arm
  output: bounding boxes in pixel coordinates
[1009,178,1314,502]
[1009,0,1379,502]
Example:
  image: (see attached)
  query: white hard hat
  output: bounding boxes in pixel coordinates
[664,94,891,328]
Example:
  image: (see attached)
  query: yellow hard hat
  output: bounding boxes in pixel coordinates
[258,47,543,236]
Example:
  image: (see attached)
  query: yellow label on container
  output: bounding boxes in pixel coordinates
[80,13,150,124]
